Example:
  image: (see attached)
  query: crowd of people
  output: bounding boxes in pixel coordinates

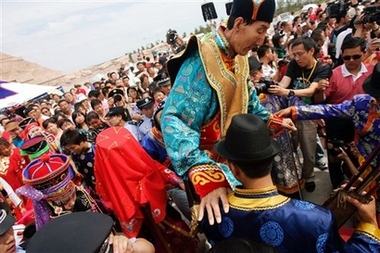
[1,0,380,252]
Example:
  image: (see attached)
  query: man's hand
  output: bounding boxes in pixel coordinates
[268,85,288,96]
[198,187,229,225]
[275,108,292,118]
[282,118,297,131]
[109,234,134,253]
[317,79,329,91]
[346,194,378,227]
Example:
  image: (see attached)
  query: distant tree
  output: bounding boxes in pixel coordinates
[182,31,187,38]
[129,53,134,63]
[194,28,199,34]
[141,46,145,50]
[133,50,136,54]
[150,43,154,48]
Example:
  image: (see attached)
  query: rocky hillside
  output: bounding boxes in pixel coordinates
[1,43,170,91]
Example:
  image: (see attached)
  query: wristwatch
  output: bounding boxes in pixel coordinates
[287,89,295,97]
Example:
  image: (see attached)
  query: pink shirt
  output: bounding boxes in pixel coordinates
[325,63,373,104]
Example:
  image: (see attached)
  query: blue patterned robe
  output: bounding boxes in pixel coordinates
[161,30,270,188]
[292,94,380,166]
[202,185,380,252]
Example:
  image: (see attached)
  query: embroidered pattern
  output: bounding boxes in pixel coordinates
[260,221,284,247]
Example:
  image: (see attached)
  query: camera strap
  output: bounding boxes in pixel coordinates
[301,59,317,88]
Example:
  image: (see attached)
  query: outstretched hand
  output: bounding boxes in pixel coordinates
[276,108,292,118]
[198,187,230,225]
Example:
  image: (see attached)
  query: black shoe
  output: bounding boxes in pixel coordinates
[305,182,316,192]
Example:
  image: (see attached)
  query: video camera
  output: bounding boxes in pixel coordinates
[166,29,185,54]
[255,77,277,95]
[363,5,380,23]
[326,0,350,18]
[328,139,350,156]
[166,29,178,45]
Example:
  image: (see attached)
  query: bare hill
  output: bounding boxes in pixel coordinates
[1,43,170,91]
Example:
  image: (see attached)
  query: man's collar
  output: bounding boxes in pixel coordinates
[215,25,235,58]
[341,63,368,77]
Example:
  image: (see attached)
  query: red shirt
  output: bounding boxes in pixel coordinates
[325,64,373,104]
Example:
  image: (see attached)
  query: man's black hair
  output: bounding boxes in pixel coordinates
[229,157,274,179]
[341,37,367,53]
[257,45,273,59]
[90,99,102,110]
[60,129,87,147]
[291,36,317,52]
[86,111,100,122]
[88,90,100,99]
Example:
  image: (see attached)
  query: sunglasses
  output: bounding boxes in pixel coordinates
[342,54,362,61]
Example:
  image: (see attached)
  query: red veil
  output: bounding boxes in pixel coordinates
[94,127,168,237]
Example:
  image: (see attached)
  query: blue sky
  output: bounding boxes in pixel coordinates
[2,0,230,73]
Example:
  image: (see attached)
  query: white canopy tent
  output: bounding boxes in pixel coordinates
[0,81,63,110]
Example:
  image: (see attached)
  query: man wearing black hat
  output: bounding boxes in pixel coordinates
[154,72,172,97]
[161,0,296,227]
[136,97,155,139]
[26,212,154,253]
[202,114,380,252]
[105,106,141,141]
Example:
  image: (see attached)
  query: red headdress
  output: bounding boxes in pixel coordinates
[94,127,168,237]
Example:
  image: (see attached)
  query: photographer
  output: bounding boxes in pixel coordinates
[166,29,185,55]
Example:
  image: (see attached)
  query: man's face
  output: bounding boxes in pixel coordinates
[231,20,269,56]
[27,106,41,119]
[159,84,171,95]
[137,63,145,71]
[141,106,154,118]
[342,46,363,72]
[59,101,70,113]
[291,44,314,68]
[64,93,74,103]
[0,227,16,253]
[107,115,122,127]
[64,142,85,155]
[250,69,264,83]
[88,118,102,129]
[94,104,105,117]
[0,143,12,157]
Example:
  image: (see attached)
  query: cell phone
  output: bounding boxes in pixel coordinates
[300,22,307,27]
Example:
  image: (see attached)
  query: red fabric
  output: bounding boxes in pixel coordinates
[94,127,168,237]
[189,167,230,198]
[0,148,27,190]
[28,155,65,179]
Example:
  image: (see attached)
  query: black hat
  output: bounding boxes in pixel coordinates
[363,62,380,98]
[214,114,281,161]
[108,88,124,98]
[19,117,37,130]
[248,56,262,73]
[136,97,155,110]
[26,212,113,253]
[154,72,171,87]
[0,209,15,236]
[20,136,49,160]
[230,0,276,23]
[105,106,126,118]
[23,105,36,117]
